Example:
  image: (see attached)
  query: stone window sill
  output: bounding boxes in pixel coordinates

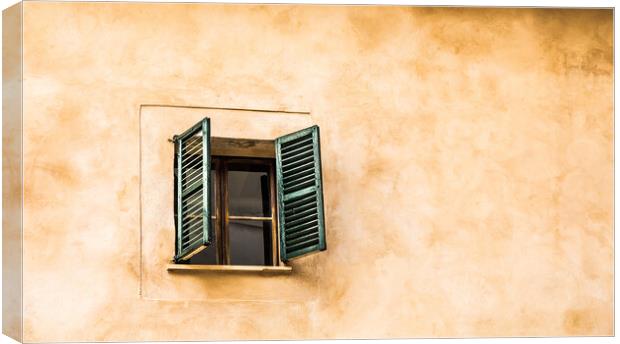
[166,263,292,274]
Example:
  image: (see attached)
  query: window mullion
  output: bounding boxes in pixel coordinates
[269,160,279,266]
[213,158,222,265]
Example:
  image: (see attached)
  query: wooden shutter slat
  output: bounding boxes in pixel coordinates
[173,117,212,262]
[284,176,315,191]
[182,168,203,183]
[284,218,319,234]
[181,181,203,198]
[182,216,202,229]
[283,194,316,210]
[183,142,203,156]
[281,137,313,152]
[284,206,317,221]
[276,125,326,261]
[282,186,316,202]
[286,237,320,252]
[281,148,314,163]
[284,203,316,217]
[286,225,319,240]
[183,201,203,215]
[182,176,202,191]
[281,156,315,172]
[281,142,313,158]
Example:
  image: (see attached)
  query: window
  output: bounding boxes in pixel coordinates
[188,157,277,266]
[172,117,326,267]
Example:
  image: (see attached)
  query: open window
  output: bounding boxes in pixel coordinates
[172,117,326,267]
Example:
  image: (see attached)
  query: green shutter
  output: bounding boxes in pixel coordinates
[275,125,326,261]
[173,117,212,262]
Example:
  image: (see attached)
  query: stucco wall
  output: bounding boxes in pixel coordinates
[7,2,614,341]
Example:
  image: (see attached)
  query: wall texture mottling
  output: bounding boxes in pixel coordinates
[5,2,614,341]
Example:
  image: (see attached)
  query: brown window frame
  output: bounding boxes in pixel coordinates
[209,156,280,266]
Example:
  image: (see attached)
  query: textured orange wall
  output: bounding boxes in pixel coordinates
[13,2,615,341]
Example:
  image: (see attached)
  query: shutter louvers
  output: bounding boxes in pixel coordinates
[276,125,326,261]
[173,117,212,262]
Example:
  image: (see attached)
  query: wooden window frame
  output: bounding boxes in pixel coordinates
[209,156,281,266]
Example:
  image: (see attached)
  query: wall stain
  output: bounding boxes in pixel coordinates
[563,308,595,335]
[530,9,612,76]
[346,8,402,52]
[32,161,80,187]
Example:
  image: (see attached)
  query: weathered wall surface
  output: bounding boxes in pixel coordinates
[2,2,23,342]
[16,2,612,341]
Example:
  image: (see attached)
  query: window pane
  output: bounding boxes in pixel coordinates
[187,219,217,264]
[210,169,216,214]
[229,220,272,266]
[227,167,271,217]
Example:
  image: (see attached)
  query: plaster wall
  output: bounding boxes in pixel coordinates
[5,2,614,341]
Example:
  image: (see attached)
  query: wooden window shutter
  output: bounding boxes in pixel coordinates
[275,125,326,261]
[173,117,212,262]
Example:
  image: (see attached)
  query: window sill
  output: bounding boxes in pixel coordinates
[166,263,292,274]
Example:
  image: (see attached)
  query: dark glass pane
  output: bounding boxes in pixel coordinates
[210,169,216,213]
[229,220,272,266]
[187,219,217,265]
[227,167,271,217]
